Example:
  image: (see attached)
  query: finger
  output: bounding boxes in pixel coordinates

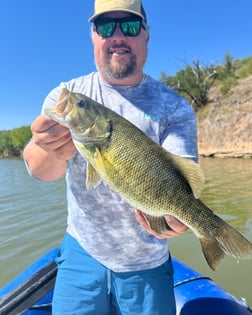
[164,216,188,234]
[54,138,76,160]
[33,122,71,148]
[134,209,152,229]
[38,132,73,155]
[134,210,173,239]
[31,115,58,134]
[135,210,187,239]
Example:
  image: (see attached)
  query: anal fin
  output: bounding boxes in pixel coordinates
[144,214,172,234]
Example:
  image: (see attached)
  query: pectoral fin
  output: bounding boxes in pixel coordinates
[94,147,107,177]
[86,163,102,189]
[85,147,107,189]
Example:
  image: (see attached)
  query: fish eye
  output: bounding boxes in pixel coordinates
[78,100,86,108]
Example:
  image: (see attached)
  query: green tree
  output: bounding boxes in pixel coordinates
[0,131,12,157]
[11,127,32,156]
[0,126,31,158]
[216,53,237,96]
[160,60,217,110]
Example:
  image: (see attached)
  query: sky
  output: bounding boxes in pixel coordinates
[1,0,252,130]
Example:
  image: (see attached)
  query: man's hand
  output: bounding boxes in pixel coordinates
[23,115,76,181]
[31,115,75,161]
[134,209,188,239]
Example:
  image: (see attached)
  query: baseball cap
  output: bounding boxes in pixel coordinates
[88,0,147,23]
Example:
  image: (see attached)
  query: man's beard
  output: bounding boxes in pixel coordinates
[99,54,137,80]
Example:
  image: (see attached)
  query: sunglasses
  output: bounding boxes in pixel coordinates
[94,17,147,38]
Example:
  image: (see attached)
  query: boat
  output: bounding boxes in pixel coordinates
[0,248,251,315]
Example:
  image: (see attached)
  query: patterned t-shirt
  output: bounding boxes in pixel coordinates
[42,72,198,272]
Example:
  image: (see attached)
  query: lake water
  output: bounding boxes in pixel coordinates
[0,157,251,306]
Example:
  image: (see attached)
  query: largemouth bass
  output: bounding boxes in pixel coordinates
[45,88,252,270]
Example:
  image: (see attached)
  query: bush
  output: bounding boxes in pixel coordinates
[0,126,31,158]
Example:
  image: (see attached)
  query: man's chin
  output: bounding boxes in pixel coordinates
[107,66,133,80]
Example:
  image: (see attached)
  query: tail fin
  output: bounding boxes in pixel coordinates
[199,219,252,270]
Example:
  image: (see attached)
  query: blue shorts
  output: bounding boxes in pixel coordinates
[53,233,176,315]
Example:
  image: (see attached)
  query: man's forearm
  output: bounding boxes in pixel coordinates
[23,141,67,181]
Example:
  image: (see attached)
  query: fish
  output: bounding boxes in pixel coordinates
[45,88,252,270]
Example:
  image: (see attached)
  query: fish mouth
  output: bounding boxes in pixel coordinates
[45,89,74,126]
[56,89,73,114]
[45,109,69,127]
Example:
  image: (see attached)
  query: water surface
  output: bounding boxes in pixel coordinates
[0,158,251,305]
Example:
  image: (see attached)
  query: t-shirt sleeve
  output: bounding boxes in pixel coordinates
[161,98,198,162]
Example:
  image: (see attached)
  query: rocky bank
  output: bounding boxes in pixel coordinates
[197,75,252,158]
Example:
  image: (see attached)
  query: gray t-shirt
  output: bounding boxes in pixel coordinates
[42,72,198,272]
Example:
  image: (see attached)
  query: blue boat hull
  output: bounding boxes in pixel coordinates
[0,248,251,315]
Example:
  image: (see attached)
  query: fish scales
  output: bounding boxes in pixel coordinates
[45,88,252,270]
[100,116,195,220]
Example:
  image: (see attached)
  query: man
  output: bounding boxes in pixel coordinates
[23,0,198,314]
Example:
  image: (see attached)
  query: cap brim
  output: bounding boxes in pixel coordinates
[88,9,145,22]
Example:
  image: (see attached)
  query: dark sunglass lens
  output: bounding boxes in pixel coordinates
[121,20,141,36]
[94,18,143,38]
[96,21,116,38]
